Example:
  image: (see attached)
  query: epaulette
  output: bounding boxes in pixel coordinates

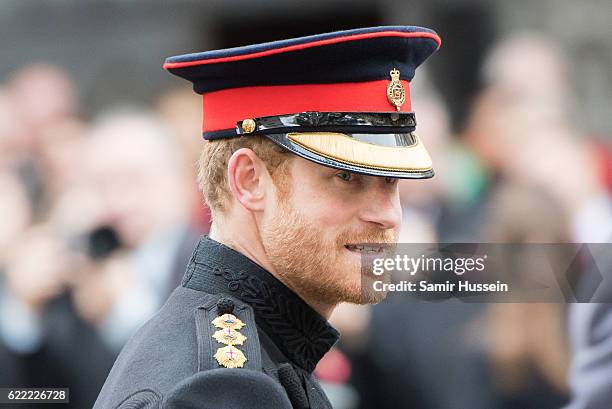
[194,294,263,371]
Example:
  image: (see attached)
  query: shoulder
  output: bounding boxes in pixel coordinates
[161,368,292,409]
[99,369,292,409]
[94,287,264,409]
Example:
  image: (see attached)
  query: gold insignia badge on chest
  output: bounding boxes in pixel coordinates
[212,327,247,346]
[387,68,406,111]
[214,345,248,369]
[211,304,248,368]
[212,313,245,330]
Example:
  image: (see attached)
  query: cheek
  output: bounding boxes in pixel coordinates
[292,188,352,229]
[286,160,359,232]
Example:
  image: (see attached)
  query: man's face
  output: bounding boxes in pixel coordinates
[260,156,402,306]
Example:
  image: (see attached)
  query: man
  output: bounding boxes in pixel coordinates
[94,26,441,409]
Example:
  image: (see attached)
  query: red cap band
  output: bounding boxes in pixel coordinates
[202,80,411,132]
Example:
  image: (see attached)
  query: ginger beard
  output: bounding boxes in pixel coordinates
[260,184,396,306]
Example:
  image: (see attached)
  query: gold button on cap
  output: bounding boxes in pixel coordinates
[241,118,256,133]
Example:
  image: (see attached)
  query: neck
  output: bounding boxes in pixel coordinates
[305,299,336,320]
[209,219,336,320]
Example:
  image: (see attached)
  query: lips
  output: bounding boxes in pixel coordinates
[344,244,385,254]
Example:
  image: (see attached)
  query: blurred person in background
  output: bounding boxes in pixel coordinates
[8,63,78,132]
[35,117,88,207]
[444,183,571,409]
[464,32,612,243]
[0,223,116,409]
[0,63,116,407]
[73,108,202,351]
[463,32,612,409]
[0,63,114,408]
[5,63,81,219]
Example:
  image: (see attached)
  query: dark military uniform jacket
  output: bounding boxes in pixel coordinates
[93,235,340,409]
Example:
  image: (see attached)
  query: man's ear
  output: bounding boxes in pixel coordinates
[227,148,269,212]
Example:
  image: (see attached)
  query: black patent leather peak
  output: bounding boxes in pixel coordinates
[236,111,416,135]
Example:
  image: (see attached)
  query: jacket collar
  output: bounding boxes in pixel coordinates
[182,235,340,373]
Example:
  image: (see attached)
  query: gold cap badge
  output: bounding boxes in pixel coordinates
[386,68,406,111]
[214,345,247,369]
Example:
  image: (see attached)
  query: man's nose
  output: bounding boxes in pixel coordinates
[357,184,402,230]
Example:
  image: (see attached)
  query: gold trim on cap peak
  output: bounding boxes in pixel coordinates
[286,132,433,172]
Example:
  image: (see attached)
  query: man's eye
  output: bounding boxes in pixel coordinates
[336,171,353,182]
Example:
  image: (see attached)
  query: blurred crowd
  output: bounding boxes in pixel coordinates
[0,63,209,407]
[0,31,611,409]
